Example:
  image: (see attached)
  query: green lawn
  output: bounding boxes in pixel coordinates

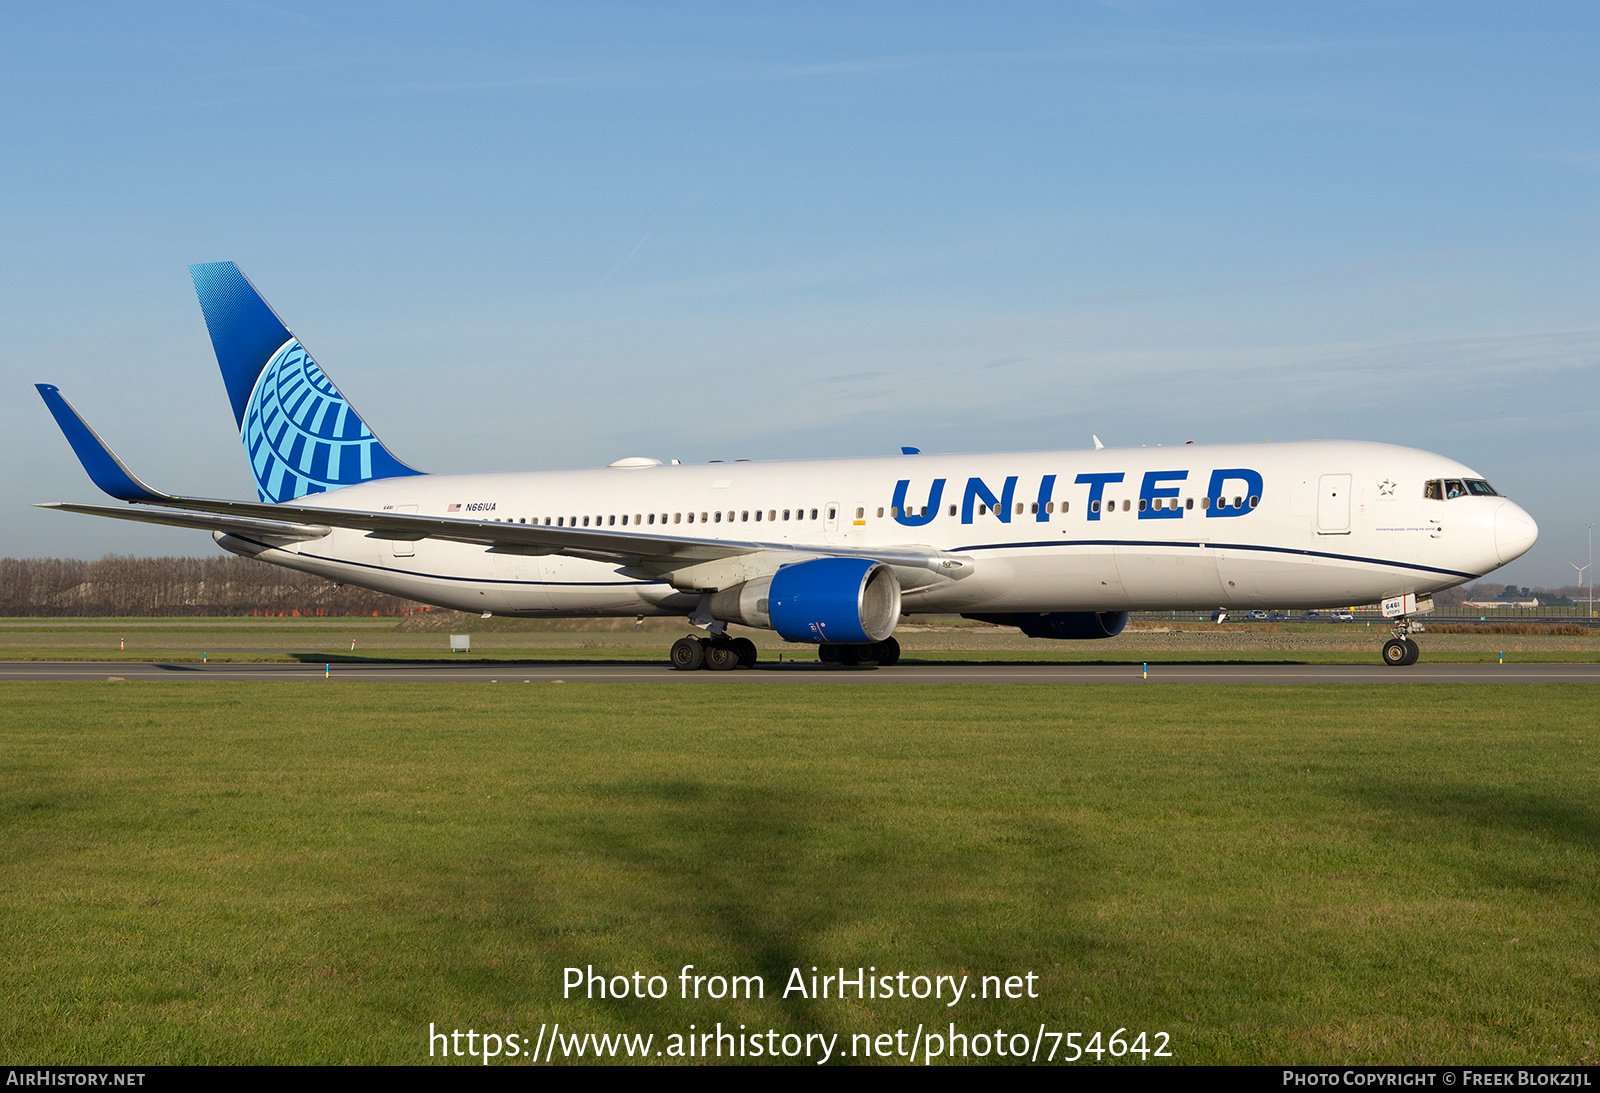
[2,684,1596,1064]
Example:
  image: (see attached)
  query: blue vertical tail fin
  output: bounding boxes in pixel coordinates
[188,262,422,503]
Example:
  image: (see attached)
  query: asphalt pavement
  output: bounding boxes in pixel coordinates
[1,661,1594,683]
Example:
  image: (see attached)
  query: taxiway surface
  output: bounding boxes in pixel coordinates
[1,661,1594,683]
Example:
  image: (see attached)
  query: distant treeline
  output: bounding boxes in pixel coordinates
[0,556,426,617]
[2,556,1586,618]
[1435,582,1590,610]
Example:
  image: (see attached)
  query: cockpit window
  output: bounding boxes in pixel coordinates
[1427,477,1501,500]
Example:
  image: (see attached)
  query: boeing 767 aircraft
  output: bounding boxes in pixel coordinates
[36,263,1538,668]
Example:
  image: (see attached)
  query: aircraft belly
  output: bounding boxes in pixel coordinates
[490,552,555,613]
[1214,549,1383,608]
[537,556,672,616]
[923,547,1128,612]
[1113,545,1227,609]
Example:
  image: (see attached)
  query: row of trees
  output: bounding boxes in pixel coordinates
[0,556,424,617]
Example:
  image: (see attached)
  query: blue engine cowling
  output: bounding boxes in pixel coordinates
[962,611,1130,639]
[768,557,902,644]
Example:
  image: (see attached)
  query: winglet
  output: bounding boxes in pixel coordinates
[35,384,168,503]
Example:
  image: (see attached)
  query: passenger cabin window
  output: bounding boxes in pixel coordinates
[856,507,865,519]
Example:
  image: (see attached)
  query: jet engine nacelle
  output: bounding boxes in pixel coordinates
[963,611,1130,639]
[709,557,902,644]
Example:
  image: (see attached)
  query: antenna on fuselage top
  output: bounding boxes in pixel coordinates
[1092,435,1104,450]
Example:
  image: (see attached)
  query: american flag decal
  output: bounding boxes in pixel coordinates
[447,503,460,512]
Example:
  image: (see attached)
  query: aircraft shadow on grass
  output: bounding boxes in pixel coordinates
[482,776,1104,1034]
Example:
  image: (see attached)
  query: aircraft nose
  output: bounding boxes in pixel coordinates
[1494,500,1538,565]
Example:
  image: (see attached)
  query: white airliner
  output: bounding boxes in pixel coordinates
[37,263,1538,669]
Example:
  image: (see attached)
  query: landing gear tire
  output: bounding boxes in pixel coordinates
[705,641,741,671]
[670,636,705,671]
[731,637,758,669]
[874,636,901,667]
[1382,638,1421,667]
[818,644,843,666]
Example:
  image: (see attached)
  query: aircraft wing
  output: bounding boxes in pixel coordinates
[35,384,971,581]
[37,501,332,543]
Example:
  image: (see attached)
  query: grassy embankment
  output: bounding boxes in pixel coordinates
[2,683,1596,1064]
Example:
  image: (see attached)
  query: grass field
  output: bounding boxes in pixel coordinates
[2,683,1596,1065]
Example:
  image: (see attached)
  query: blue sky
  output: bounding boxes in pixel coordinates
[3,2,1597,587]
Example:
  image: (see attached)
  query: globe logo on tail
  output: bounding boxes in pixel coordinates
[242,339,382,503]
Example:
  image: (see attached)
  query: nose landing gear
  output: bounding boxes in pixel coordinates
[1380,618,1423,666]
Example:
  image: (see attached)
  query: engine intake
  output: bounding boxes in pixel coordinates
[709,557,901,644]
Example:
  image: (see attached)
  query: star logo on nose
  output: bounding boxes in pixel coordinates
[1378,479,1396,496]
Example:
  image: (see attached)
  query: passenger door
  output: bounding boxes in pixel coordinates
[1317,475,1351,534]
[391,504,419,557]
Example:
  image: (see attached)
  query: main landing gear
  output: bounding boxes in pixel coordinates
[1381,617,1422,667]
[818,637,900,667]
[670,635,758,672]
[667,635,903,670]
